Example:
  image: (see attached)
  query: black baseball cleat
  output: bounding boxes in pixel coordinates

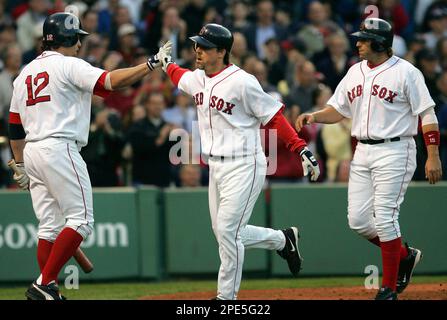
[277,227,303,276]
[25,281,65,300]
[375,287,398,300]
[396,244,422,294]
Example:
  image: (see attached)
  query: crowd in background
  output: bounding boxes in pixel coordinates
[1,0,447,189]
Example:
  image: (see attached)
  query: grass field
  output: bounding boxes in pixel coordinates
[1,275,446,300]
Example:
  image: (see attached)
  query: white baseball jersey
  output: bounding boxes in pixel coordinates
[10,51,104,148]
[172,63,287,300]
[177,64,282,157]
[327,55,435,140]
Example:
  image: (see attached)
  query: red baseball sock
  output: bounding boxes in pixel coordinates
[41,228,83,285]
[380,238,402,291]
[37,239,53,272]
[369,236,408,259]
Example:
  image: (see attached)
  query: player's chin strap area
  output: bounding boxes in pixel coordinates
[300,147,320,181]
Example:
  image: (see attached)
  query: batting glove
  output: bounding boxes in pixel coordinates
[158,44,174,72]
[147,41,173,71]
[13,162,30,190]
[300,147,320,182]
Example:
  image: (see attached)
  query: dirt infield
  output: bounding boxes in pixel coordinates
[142,283,447,300]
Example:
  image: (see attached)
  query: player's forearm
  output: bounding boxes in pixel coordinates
[311,106,345,124]
[109,63,150,90]
[422,123,440,159]
[10,139,25,163]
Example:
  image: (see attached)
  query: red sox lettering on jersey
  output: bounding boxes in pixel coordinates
[327,56,435,140]
[348,84,398,104]
[193,92,236,115]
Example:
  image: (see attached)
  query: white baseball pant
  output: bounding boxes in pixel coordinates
[24,138,94,241]
[347,137,417,242]
[208,152,286,300]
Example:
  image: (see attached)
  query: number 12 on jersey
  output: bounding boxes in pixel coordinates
[25,72,51,106]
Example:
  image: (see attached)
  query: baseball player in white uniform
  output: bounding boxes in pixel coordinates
[296,18,442,300]
[158,23,320,300]
[8,13,171,300]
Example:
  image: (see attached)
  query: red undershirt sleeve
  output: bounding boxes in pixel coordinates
[265,107,307,153]
[167,64,189,86]
[93,71,110,98]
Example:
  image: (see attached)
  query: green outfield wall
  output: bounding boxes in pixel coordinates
[0,183,445,282]
[163,188,268,275]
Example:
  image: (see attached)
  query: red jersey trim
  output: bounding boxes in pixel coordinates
[93,71,110,98]
[167,64,189,86]
[9,112,22,125]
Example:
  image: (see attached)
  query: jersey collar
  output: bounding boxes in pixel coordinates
[38,51,63,59]
[207,64,234,78]
[364,56,397,71]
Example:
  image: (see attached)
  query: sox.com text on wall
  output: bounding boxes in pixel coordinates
[0,222,129,249]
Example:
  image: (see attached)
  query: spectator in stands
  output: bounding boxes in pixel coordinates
[108,5,133,51]
[297,0,344,58]
[377,0,409,36]
[127,92,176,187]
[285,60,319,113]
[230,32,248,66]
[0,0,13,29]
[182,0,207,36]
[252,60,277,94]
[0,43,20,184]
[437,71,447,179]
[81,9,99,34]
[160,6,187,61]
[81,33,109,67]
[16,0,48,52]
[314,33,353,92]
[22,22,43,64]
[404,35,426,65]
[81,108,125,187]
[202,5,223,25]
[225,0,252,34]
[244,0,287,59]
[436,36,447,69]
[97,0,121,35]
[117,23,139,66]
[279,36,307,96]
[0,44,21,133]
[263,38,287,86]
[422,6,447,50]
[320,118,352,182]
[102,51,138,118]
[162,90,196,133]
[179,164,202,187]
[416,48,442,100]
[0,25,16,60]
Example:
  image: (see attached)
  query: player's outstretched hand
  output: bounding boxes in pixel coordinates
[159,44,174,73]
[425,156,442,184]
[13,162,30,190]
[295,113,315,132]
[147,41,173,71]
[300,147,320,182]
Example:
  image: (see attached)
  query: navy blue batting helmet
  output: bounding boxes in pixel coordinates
[43,13,88,48]
[351,18,393,52]
[190,24,233,53]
